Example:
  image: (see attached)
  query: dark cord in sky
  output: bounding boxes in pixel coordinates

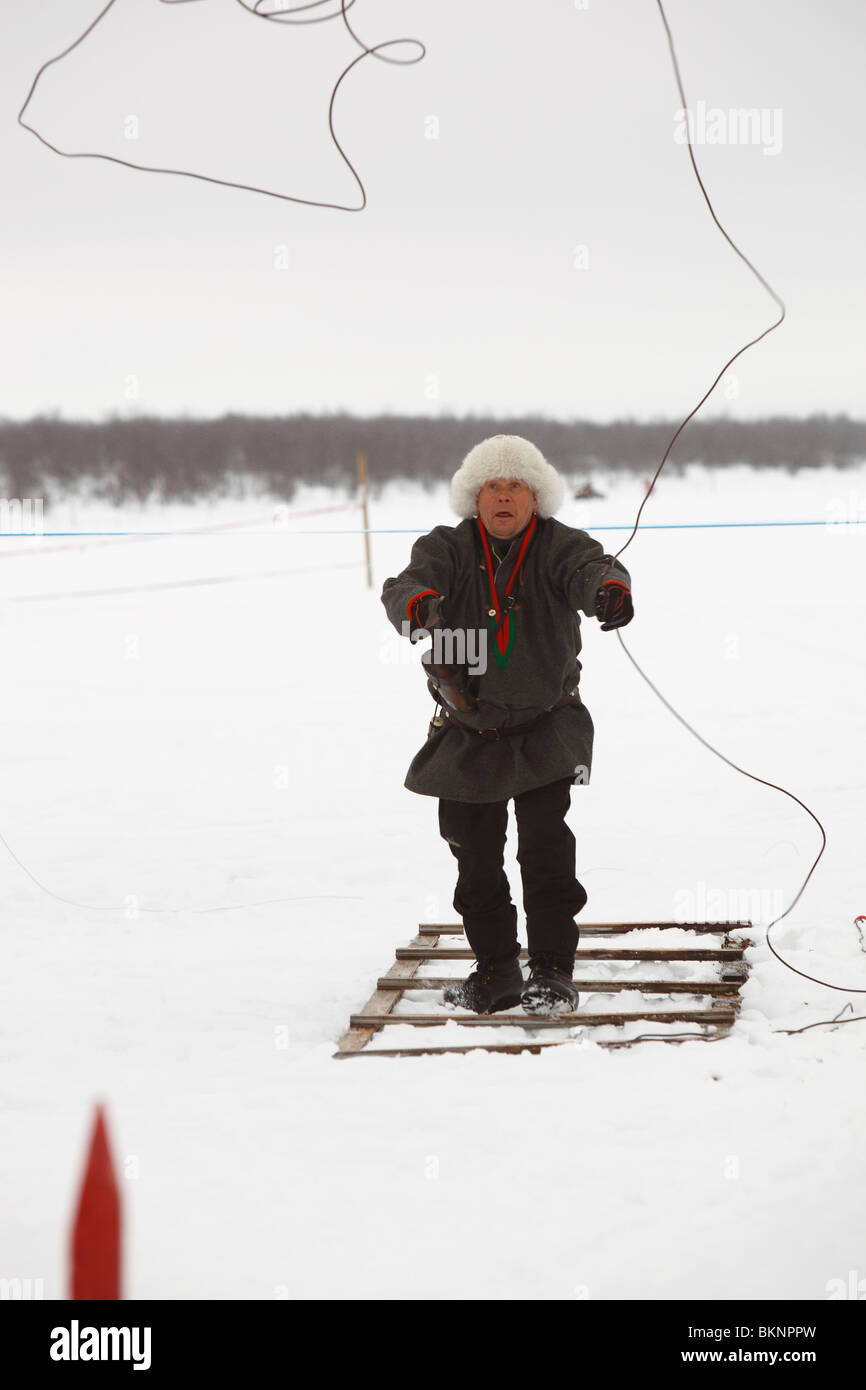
[17,0,426,211]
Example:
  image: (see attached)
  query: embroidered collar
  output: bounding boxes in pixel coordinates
[475,514,538,667]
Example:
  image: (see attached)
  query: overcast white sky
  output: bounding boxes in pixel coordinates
[2,0,864,422]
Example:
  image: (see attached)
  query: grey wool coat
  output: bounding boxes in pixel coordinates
[380,515,631,804]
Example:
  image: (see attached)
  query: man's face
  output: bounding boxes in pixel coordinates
[476,477,537,541]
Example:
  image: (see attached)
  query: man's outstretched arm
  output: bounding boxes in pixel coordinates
[380,526,455,635]
[552,528,634,629]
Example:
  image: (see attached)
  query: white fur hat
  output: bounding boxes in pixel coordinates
[450,434,565,520]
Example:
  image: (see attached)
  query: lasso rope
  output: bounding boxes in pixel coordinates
[17,0,425,211]
[607,1,864,1044]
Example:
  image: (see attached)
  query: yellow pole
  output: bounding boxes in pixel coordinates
[357,450,372,589]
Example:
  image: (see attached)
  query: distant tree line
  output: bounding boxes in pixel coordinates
[0,413,862,502]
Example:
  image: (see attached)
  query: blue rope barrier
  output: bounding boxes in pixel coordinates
[0,519,862,540]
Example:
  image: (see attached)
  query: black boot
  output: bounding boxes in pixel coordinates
[521,951,579,1016]
[442,952,524,1015]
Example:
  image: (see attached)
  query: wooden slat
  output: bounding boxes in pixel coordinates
[418,921,751,937]
[376,976,741,996]
[350,1009,736,1029]
[336,1031,726,1058]
[334,932,433,1055]
[335,1041,563,1058]
[396,946,743,962]
[336,1041,576,1058]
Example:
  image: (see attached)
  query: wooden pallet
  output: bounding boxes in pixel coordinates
[334,922,752,1059]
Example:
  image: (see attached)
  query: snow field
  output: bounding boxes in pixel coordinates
[1,463,864,1298]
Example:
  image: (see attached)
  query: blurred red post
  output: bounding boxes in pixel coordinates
[70,1104,121,1300]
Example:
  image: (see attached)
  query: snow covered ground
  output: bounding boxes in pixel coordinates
[1,462,864,1300]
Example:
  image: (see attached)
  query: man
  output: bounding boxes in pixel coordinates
[381,434,633,1016]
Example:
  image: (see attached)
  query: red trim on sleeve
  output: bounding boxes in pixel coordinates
[406,588,438,623]
[599,579,630,613]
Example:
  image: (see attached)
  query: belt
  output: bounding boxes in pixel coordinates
[441,689,578,742]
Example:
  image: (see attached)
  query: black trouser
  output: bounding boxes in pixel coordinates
[437,777,588,962]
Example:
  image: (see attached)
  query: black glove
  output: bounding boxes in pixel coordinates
[594,580,634,631]
[417,594,443,628]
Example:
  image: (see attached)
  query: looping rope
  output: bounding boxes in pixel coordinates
[16,0,426,212]
[607,2,864,1037]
